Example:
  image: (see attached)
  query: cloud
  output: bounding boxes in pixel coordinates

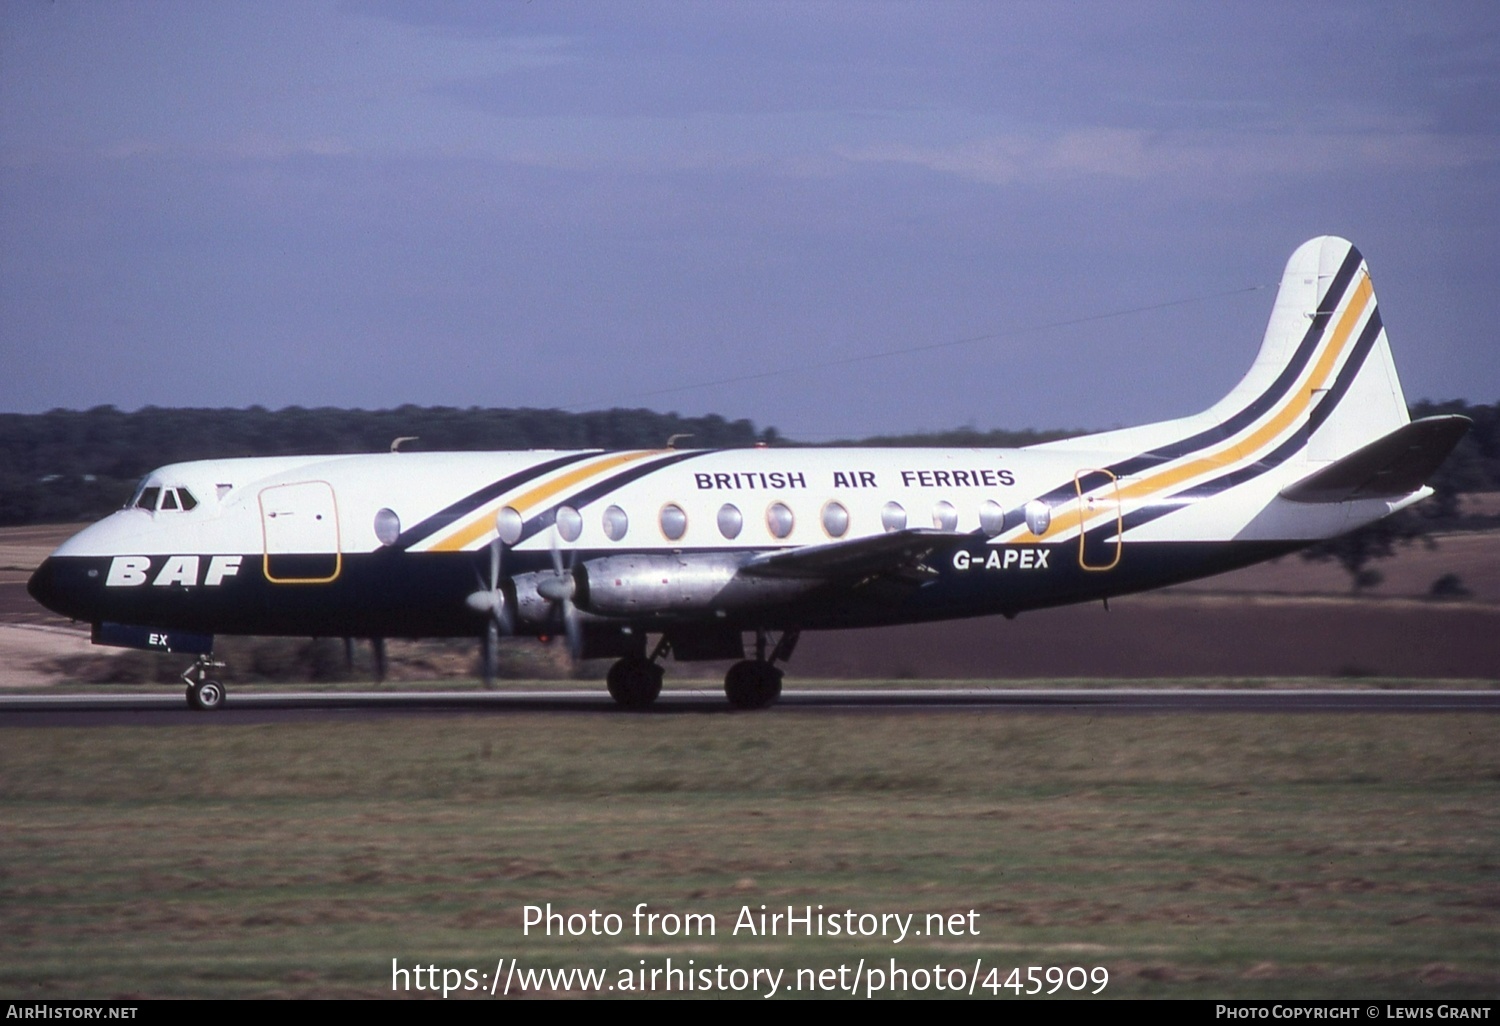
[838,126,1500,188]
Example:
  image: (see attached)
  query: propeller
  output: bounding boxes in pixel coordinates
[466,509,521,688]
[537,525,583,664]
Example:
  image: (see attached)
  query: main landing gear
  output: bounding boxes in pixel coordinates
[606,654,664,709]
[602,629,799,711]
[182,653,227,711]
[723,659,782,710]
[723,629,798,710]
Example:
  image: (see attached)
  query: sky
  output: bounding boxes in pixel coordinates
[2,0,1497,441]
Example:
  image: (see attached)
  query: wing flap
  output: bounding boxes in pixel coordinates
[1280,415,1471,503]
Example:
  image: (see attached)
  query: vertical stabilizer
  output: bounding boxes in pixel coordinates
[1209,235,1410,466]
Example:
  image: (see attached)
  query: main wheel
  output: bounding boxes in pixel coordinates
[724,660,782,710]
[186,679,226,711]
[607,656,663,709]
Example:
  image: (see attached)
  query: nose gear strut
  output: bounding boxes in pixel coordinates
[182,653,227,711]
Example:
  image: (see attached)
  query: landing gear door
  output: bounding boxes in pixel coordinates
[259,481,342,584]
[1074,469,1122,572]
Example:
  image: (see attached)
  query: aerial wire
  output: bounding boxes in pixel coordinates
[563,282,1270,412]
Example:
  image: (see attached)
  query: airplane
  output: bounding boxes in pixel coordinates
[27,236,1471,711]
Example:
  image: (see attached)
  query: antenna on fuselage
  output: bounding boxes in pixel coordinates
[390,436,419,453]
[666,433,693,449]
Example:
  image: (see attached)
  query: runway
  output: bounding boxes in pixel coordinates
[2,687,1497,725]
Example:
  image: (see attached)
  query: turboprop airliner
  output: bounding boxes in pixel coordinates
[28,237,1470,710]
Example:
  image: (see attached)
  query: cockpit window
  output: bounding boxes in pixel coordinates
[161,489,180,511]
[136,487,160,511]
[178,488,198,511]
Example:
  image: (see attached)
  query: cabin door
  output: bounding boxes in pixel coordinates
[259,481,343,583]
[1074,469,1122,571]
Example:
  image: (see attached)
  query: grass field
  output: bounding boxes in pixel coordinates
[3,708,1497,999]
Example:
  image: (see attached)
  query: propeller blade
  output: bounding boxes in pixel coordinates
[471,533,513,687]
[563,599,582,663]
[491,536,514,634]
[482,619,498,689]
[548,524,581,664]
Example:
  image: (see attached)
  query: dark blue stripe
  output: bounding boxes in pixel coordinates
[1111,303,1387,535]
[1007,243,1366,534]
[393,451,599,551]
[517,450,717,543]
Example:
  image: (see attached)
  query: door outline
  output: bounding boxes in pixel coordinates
[259,481,343,584]
[1074,469,1122,572]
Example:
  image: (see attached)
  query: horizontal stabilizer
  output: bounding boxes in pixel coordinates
[1280,416,1471,503]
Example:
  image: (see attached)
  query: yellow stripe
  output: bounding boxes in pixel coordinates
[1013,274,1375,543]
[428,450,661,552]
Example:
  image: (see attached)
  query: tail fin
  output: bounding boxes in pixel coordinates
[1021,237,1466,543]
[1212,234,1409,465]
[1036,236,1413,465]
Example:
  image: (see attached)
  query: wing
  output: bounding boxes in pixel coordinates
[738,528,968,583]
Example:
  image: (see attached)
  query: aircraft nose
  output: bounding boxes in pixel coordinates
[27,557,76,619]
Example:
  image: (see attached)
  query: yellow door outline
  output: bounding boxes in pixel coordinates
[1075,469,1122,572]
[259,481,343,584]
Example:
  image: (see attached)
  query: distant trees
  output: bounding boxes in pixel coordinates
[0,405,764,525]
[1,400,1496,537]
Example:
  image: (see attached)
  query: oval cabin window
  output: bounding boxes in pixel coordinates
[660,503,688,541]
[767,502,795,540]
[881,501,907,532]
[821,501,850,538]
[717,504,743,539]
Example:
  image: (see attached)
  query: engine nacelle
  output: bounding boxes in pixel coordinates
[578,554,814,617]
[510,569,575,625]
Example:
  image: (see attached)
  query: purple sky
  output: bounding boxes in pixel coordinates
[3,1,1496,440]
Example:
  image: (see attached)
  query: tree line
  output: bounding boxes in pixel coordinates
[1,400,1495,529]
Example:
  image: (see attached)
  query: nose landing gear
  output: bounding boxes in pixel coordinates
[182,654,227,711]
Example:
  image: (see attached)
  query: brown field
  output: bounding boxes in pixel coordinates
[4,520,1497,686]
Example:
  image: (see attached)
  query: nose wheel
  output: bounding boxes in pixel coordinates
[186,679,225,711]
[182,654,228,711]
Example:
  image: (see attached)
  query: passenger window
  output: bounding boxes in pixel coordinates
[717,504,743,539]
[556,505,583,542]
[496,507,524,545]
[822,498,846,537]
[602,505,629,541]
[979,500,1006,537]
[1024,499,1052,535]
[821,501,849,538]
[932,500,957,531]
[767,502,794,540]
[881,501,906,532]
[374,508,401,546]
[660,503,688,541]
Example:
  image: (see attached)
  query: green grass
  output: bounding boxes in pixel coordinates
[2,708,1498,998]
